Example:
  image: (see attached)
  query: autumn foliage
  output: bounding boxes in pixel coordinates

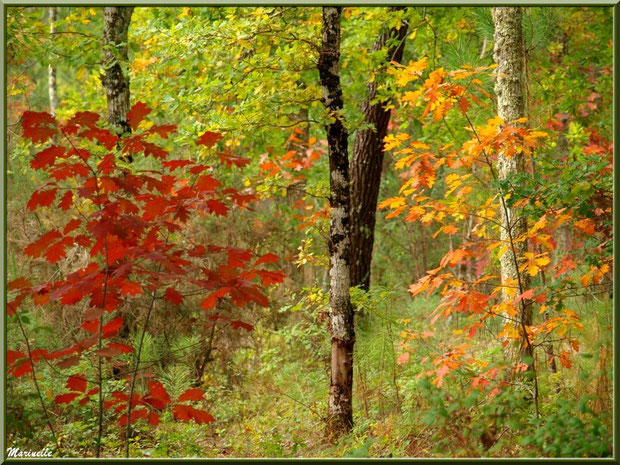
[382,59,612,394]
[8,103,284,444]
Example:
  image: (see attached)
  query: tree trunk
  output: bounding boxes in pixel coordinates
[492,7,534,369]
[48,7,58,117]
[350,9,408,290]
[318,6,355,439]
[102,7,134,135]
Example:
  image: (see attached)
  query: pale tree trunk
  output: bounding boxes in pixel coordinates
[48,7,58,117]
[492,8,535,377]
[318,6,355,439]
[102,7,134,135]
[350,8,408,290]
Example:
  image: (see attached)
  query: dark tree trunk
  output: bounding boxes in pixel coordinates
[350,9,408,290]
[318,6,355,439]
[102,7,134,136]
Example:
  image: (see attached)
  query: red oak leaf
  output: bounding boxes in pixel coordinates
[22,111,57,143]
[27,187,58,211]
[127,102,152,131]
[55,393,80,405]
[196,131,223,148]
[165,287,184,305]
[66,374,87,392]
[31,146,65,170]
[178,388,205,402]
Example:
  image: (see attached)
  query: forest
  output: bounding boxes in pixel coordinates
[5,5,614,459]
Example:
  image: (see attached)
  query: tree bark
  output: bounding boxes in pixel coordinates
[102,7,134,135]
[492,7,534,368]
[318,6,355,439]
[350,8,408,290]
[48,7,58,117]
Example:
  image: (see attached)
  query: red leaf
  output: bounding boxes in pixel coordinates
[178,388,204,402]
[64,111,100,131]
[81,320,99,333]
[142,197,168,221]
[59,287,87,305]
[165,287,184,305]
[172,404,191,421]
[254,253,279,267]
[195,175,221,192]
[120,408,149,426]
[149,125,177,138]
[127,102,152,131]
[143,142,168,160]
[120,281,142,297]
[230,320,254,332]
[163,159,194,171]
[196,131,223,148]
[59,191,74,211]
[66,374,87,392]
[55,393,80,405]
[207,200,228,216]
[200,293,219,310]
[24,229,62,258]
[101,317,124,338]
[188,245,206,257]
[11,360,33,377]
[31,146,65,170]
[8,277,31,291]
[148,411,161,427]
[98,153,116,175]
[32,286,50,306]
[81,128,119,150]
[27,187,58,211]
[108,342,134,354]
[22,111,58,143]
[189,407,215,424]
[145,380,171,409]
[85,387,99,397]
[189,165,208,175]
[95,342,133,358]
[44,237,73,264]
[7,350,26,367]
[257,270,285,286]
[63,218,82,235]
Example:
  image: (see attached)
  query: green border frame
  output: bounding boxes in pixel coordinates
[1,2,618,463]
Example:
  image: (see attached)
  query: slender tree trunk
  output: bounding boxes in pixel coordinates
[102,7,134,135]
[102,7,134,383]
[350,9,408,290]
[492,7,534,370]
[48,7,58,117]
[318,6,355,439]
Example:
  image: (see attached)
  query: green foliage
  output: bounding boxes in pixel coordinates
[521,397,611,457]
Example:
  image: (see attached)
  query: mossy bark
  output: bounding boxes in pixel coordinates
[102,7,134,136]
[492,7,534,370]
[318,6,355,439]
